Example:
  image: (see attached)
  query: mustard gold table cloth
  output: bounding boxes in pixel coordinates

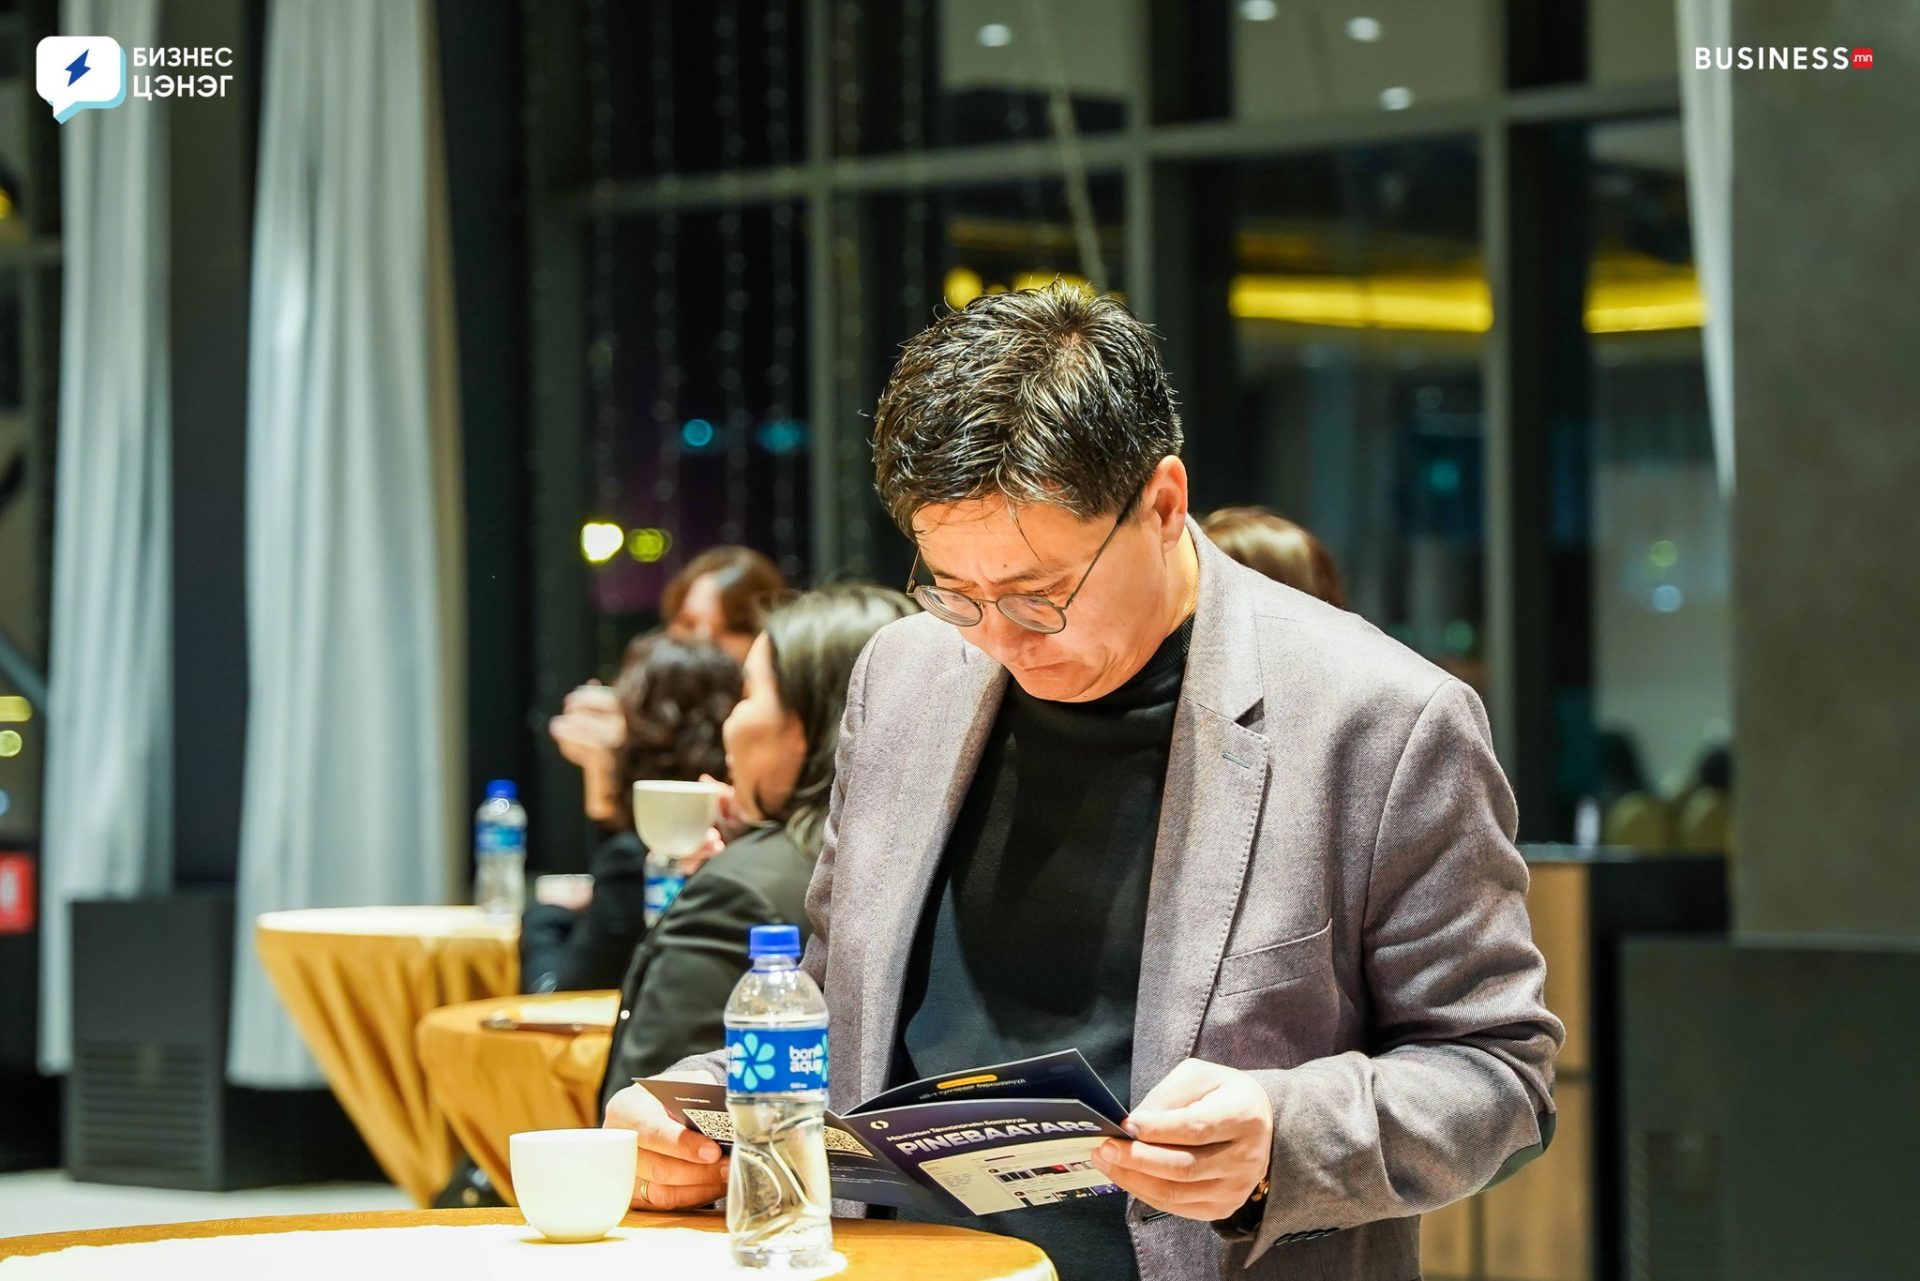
[255,906,519,1204]
[416,990,618,1204]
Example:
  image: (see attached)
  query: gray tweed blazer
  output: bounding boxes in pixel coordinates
[674,522,1562,1280]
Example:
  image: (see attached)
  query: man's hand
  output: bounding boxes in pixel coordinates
[1090,1058,1274,1223]
[603,1074,731,1210]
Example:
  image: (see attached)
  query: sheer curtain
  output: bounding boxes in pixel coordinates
[1678,0,1735,494]
[227,0,464,1087]
[38,0,171,1074]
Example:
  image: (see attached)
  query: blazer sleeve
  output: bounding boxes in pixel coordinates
[1242,678,1565,1259]
[518,904,580,994]
[552,839,652,992]
[520,837,650,994]
[659,634,879,1089]
[601,866,778,1103]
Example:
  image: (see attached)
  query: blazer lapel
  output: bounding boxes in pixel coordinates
[1130,527,1270,1106]
[856,643,1007,1097]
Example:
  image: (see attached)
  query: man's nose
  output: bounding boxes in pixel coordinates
[978,608,1043,663]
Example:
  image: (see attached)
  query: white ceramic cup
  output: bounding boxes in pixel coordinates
[631,779,726,857]
[534,873,595,911]
[510,1128,637,1242]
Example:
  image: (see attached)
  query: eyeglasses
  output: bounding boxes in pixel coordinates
[904,506,1130,635]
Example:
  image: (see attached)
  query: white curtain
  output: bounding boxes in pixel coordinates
[38,0,170,1075]
[1678,0,1735,494]
[228,0,464,1087]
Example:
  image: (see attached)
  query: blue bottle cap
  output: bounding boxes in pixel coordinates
[748,924,802,958]
[485,779,517,803]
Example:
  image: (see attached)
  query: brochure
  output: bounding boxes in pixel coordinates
[639,1049,1131,1216]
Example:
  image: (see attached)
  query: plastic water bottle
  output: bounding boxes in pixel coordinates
[473,780,527,921]
[725,924,831,1269]
[642,847,688,927]
[1574,795,1603,849]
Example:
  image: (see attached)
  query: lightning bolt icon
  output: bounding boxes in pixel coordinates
[64,49,90,85]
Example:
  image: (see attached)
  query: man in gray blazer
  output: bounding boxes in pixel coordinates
[607,284,1562,1280]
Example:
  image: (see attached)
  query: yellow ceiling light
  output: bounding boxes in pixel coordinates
[580,521,625,565]
[1230,263,1703,335]
[943,267,984,309]
[1584,274,1706,333]
[627,527,672,563]
[1231,274,1494,333]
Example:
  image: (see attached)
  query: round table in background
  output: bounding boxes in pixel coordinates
[0,1209,1057,1280]
[416,990,618,1204]
[255,907,520,1205]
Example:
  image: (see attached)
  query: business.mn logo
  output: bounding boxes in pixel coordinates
[1693,45,1874,71]
[35,36,126,123]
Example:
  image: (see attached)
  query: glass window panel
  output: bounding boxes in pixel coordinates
[1198,140,1487,688]
[1178,1,1497,123]
[603,0,808,179]
[843,0,1136,155]
[1590,0,1682,84]
[584,204,811,669]
[1553,118,1728,832]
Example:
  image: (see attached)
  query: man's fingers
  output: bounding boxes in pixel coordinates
[1093,1161,1235,1215]
[632,1171,727,1211]
[636,1147,732,1187]
[602,1083,725,1165]
[1093,1138,1235,1182]
[1129,1058,1221,1119]
[654,1123,724,1165]
[1125,1092,1256,1146]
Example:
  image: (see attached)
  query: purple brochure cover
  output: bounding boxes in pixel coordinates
[637,1048,1132,1217]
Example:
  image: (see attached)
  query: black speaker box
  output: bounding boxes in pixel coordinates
[67,893,378,1190]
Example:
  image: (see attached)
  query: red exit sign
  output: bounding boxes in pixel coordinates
[0,853,33,933]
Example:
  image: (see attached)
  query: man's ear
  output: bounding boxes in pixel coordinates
[1148,455,1190,546]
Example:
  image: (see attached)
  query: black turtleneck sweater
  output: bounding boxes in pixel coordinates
[891,615,1195,1281]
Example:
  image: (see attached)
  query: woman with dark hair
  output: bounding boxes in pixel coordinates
[661,545,788,664]
[1200,505,1349,610]
[598,584,914,1102]
[520,633,742,994]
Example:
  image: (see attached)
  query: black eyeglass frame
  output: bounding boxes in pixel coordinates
[902,502,1133,635]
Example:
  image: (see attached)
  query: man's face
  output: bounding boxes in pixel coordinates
[912,458,1190,702]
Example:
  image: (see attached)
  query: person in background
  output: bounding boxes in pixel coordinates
[661,545,788,664]
[521,632,742,994]
[547,546,782,764]
[1200,505,1348,609]
[597,584,914,1105]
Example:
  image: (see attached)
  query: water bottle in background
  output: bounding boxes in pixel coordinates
[642,847,687,927]
[725,924,831,1269]
[1574,794,1603,849]
[474,780,527,921]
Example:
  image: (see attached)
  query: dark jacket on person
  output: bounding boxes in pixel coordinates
[597,822,814,1107]
[520,831,651,994]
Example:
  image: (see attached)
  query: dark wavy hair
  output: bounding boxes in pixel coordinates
[871,282,1183,534]
[609,633,743,830]
[757,584,916,856]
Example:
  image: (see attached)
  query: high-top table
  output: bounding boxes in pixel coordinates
[416,990,618,1204]
[255,907,520,1205]
[0,1209,1058,1280]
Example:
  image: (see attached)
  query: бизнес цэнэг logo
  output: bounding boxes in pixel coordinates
[36,36,126,123]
